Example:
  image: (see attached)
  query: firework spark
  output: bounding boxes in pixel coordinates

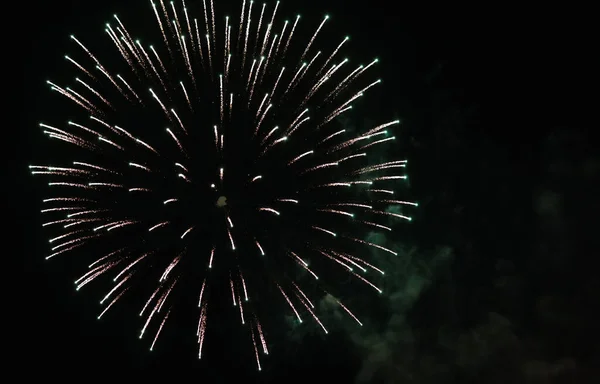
[32,0,417,367]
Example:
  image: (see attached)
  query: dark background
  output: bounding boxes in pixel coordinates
[15,0,597,382]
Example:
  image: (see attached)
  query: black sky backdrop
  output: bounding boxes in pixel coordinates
[14,0,597,382]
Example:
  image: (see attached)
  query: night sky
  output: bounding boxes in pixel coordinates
[15,0,597,382]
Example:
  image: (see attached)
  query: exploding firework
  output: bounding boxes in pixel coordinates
[31,0,417,369]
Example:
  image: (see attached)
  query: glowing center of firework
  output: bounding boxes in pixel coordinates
[216,196,227,207]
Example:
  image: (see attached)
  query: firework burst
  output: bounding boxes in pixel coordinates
[32,0,417,368]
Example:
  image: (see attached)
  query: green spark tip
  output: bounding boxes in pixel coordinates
[325,14,330,19]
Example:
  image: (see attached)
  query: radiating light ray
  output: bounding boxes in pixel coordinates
[336,298,362,326]
[311,225,336,237]
[197,304,208,358]
[255,317,269,354]
[42,207,85,214]
[42,218,76,227]
[45,242,86,260]
[277,284,302,323]
[378,200,419,207]
[98,287,130,319]
[346,235,398,255]
[76,260,120,290]
[89,248,125,269]
[288,251,319,279]
[230,275,237,306]
[371,210,412,221]
[258,207,280,215]
[329,250,367,272]
[208,247,215,268]
[197,279,207,308]
[49,229,85,244]
[102,272,133,304]
[107,220,137,231]
[150,308,171,351]
[140,292,164,339]
[227,229,236,250]
[251,327,262,371]
[254,240,265,255]
[292,281,314,308]
[345,253,385,275]
[181,226,195,239]
[277,198,298,203]
[238,293,245,324]
[51,234,99,251]
[296,290,328,334]
[317,249,353,271]
[316,208,354,218]
[351,270,382,293]
[362,221,392,231]
[367,189,394,194]
[114,252,150,282]
[160,254,181,282]
[369,175,407,181]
